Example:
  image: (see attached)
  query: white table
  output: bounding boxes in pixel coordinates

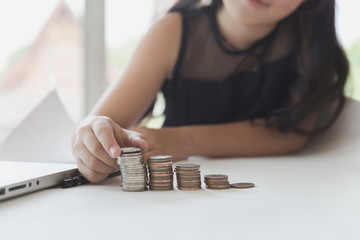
[1,99,359,240]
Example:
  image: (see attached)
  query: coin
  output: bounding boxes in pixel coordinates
[149,166,173,171]
[176,163,200,167]
[205,181,228,184]
[175,170,201,176]
[148,155,174,191]
[230,182,255,189]
[117,148,148,192]
[175,164,200,172]
[204,174,228,179]
[176,163,202,191]
[204,174,230,190]
[120,147,141,154]
[148,155,172,162]
[121,187,148,192]
[177,187,202,191]
[176,177,201,181]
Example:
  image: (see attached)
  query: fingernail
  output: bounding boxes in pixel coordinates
[133,136,141,141]
[110,146,118,157]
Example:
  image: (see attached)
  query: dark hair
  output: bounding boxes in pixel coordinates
[170,0,349,135]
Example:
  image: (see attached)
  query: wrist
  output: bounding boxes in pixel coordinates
[177,126,194,159]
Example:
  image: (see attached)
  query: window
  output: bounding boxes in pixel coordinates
[0,0,84,142]
[105,0,156,84]
[336,0,360,101]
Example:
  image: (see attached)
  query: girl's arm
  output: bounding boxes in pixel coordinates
[73,13,182,182]
[89,13,182,128]
[135,113,317,160]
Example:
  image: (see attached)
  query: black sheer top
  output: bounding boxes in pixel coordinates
[161,4,298,127]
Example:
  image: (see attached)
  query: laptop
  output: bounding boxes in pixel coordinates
[0,161,78,201]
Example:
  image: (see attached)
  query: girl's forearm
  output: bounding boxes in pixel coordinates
[178,121,311,158]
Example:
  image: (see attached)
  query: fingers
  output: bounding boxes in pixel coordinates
[74,118,120,183]
[73,116,150,182]
[130,135,149,152]
[76,157,109,183]
[75,141,119,174]
[113,124,149,152]
[92,117,121,158]
[81,129,119,170]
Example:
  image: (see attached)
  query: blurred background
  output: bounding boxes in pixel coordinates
[0,0,359,143]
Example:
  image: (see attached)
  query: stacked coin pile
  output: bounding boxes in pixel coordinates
[175,164,202,191]
[204,174,230,190]
[116,147,148,192]
[147,155,174,191]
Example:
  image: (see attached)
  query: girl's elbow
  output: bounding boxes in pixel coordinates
[285,135,310,154]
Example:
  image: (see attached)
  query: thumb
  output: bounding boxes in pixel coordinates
[111,122,149,153]
[131,136,149,152]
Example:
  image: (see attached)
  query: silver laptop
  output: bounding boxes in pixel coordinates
[0,161,78,201]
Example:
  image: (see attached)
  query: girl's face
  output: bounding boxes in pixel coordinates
[221,0,306,26]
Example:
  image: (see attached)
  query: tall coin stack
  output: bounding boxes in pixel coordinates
[204,174,230,190]
[117,147,148,192]
[175,164,202,191]
[147,155,174,191]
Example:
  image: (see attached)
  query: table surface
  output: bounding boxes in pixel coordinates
[1,99,359,240]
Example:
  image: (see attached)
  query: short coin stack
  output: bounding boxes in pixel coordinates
[175,164,202,191]
[147,155,174,191]
[117,147,148,192]
[230,182,255,189]
[204,174,230,190]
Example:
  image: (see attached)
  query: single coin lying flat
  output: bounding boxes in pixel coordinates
[230,182,255,189]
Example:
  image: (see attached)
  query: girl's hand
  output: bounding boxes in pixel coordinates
[133,126,190,162]
[72,116,148,183]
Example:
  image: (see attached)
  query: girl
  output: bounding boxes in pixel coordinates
[72,0,349,183]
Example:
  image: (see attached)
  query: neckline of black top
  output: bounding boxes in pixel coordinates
[206,5,280,56]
